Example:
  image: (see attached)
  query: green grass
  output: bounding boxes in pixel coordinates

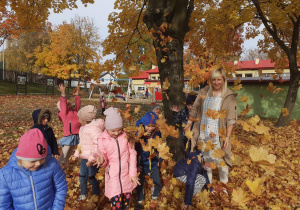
[0,80,61,95]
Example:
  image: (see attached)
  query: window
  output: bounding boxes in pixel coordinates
[137,87,145,91]
[158,76,160,80]
[101,78,104,82]
[235,74,242,78]
[245,74,253,77]
[151,76,156,80]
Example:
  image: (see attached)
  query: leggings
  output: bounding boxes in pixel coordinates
[110,193,131,210]
[58,145,76,166]
[176,174,206,195]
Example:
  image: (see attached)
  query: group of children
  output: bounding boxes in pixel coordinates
[0,84,210,210]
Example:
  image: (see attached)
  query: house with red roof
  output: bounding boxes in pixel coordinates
[231,59,294,78]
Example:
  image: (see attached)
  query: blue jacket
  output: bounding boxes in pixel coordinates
[173,151,209,205]
[0,146,68,210]
[135,130,162,171]
[31,109,59,155]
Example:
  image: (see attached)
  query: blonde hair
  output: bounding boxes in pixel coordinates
[208,68,227,98]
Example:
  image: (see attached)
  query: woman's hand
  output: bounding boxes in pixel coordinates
[223,137,230,150]
[58,83,66,96]
[181,204,189,210]
[171,105,179,112]
[130,176,141,185]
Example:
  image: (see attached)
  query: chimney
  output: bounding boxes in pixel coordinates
[255,58,259,65]
[234,60,238,65]
[152,65,157,69]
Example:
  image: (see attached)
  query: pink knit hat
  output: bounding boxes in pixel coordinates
[16,129,47,161]
[104,107,123,130]
[77,105,97,121]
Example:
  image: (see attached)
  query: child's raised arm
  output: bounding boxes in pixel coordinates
[0,171,13,210]
[58,84,68,116]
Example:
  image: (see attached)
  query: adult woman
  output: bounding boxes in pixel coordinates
[185,68,237,188]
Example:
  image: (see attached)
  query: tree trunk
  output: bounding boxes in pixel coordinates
[144,0,194,160]
[275,59,300,126]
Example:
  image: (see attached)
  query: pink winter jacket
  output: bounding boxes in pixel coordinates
[98,130,137,199]
[60,96,81,136]
[74,119,105,162]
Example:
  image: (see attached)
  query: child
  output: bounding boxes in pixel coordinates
[57,83,81,167]
[151,103,161,116]
[95,107,140,210]
[31,109,59,159]
[135,111,162,209]
[173,148,209,210]
[99,92,107,115]
[171,94,197,152]
[0,129,68,210]
[73,105,105,200]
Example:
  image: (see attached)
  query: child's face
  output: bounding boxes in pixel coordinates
[41,117,49,125]
[153,108,161,116]
[108,127,123,138]
[145,125,155,133]
[187,104,193,111]
[21,158,46,171]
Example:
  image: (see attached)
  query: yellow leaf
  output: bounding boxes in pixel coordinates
[240,96,248,102]
[266,82,276,91]
[249,146,276,164]
[209,162,217,169]
[281,108,289,117]
[231,84,242,91]
[248,115,260,126]
[246,178,263,196]
[231,154,242,166]
[204,140,215,152]
[218,128,226,139]
[234,77,241,86]
[185,129,193,139]
[219,160,227,167]
[162,78,170,90]
[157,142,171,159]
[218,110,227,119]
[199,190,210,203]
[212,148,225,159]
[201,124,205,132]
[197,141,205,151]
[160,58,166,63]
[232,188,250,209]
[182,123,186,128]
[187,158,192,165]
[254,122,270,134]
[77,145,82,154]
[205,108,218,119]
[134,105,141,113]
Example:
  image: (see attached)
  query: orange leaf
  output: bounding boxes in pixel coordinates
[281,108,289,117]
[218,110,227,119]
[209,162,217,169]
[205,108,218,119]
[112,97,118,103]
[240,96,248,102]
[210,132,216,138]
[231,84,242,91]
[201,124,205,132]
[204,140,215,152]
[212,148,225,159]
[187,158,192,165]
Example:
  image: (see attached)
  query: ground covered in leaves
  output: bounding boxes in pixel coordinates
[0,95,299,209]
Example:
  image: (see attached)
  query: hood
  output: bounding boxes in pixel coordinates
[32,109,42,125]
[8,145,53,171]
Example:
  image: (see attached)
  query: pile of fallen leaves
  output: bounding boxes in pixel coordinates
[0,95,299,209]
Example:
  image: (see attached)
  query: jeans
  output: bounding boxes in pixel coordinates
[136,167,162,201]
[79,159,100,195]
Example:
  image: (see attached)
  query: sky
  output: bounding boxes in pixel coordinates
[48,1,262,61]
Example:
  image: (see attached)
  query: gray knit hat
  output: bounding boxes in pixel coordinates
[151,104,161,112]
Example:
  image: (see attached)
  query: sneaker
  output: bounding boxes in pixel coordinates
[78,194,87,201]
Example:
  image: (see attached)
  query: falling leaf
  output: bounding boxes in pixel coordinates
[219,160,227,167]
[134,105,141,113]
[112,97,118,103]
[249,146,276,164]
[248,115,260,126]
[185,129,193,139]
[281,108,289,116]
[209,132,216,138]
[197,141,204,151]
[273,88,284,94]
[234,77,241,86]
[160,58,166,63]
[205,108,218,119]
[187,158,192,165]
[157,142,171,159]
[231,84,242,91]
[162,78,170,90]
[218,110,227,119]
[258,69,262,76]
[272,74,278,80]
[240,96,248,102]
[212,148,225,159]
[267,82,276,91]
[204,140,215,152]
[232,188,250,209]
[201,124,205,132]
[209,162,217,169]
[246,178,263,196]
[189,116,200,122]
[77,145,82,154]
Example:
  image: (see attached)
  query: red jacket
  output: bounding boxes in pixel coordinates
[98,130,137,199]
[59,96,81,136]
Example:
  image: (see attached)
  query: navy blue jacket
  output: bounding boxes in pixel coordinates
[173,151,209,205]
[31,109,59,155]
[0,146,68,210]
[135,130,162,171]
